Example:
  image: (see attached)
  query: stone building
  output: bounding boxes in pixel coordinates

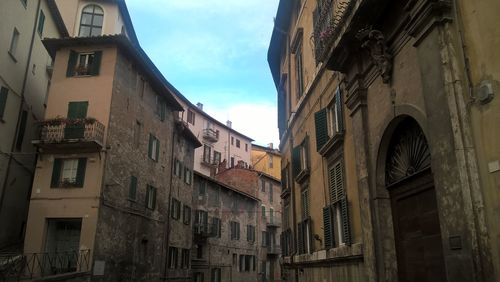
[0,0,65,249]
[192,171,259,282]
[268,0,499,282]
[20,34,200,281]
[251,143,282,180]
[215,167,282,282]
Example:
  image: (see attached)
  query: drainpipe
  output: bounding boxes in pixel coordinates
[0,0,42,245]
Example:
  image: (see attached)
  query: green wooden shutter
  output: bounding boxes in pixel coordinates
[155,138,160,161]
[148,134,153,158]
[67,101,88,119]
[15,110,28,150]
[129,176,137,199]
[75,158,87,187]
[314,108,328,151]
[341,198,351,245]
[335,88,344,132]
[66,50,78,77]
[323,206,334,249]
[304,136,310,169]
[292,146,301,177]
[152,187,157,210]
[0,87,8,118]
[91,51,102,76]
[145,185,150,208]
[51,159,62,187]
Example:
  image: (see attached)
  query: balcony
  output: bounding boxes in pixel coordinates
[266,217,281,228]
[313,0,355,64]
[267,245,281,256]
[33,118,105,152]
[0,249,91,280]
[193,223,216,242]
[202,128,218,142]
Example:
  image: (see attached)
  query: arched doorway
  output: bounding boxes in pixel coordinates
[385,118,447,282]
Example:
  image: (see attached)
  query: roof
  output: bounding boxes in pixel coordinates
[175,121,202,148]
[194,171,260,202]
[252,144,281,156]
[176,96,255,142]
[217,166,281,184]
[116,0,140,45]
[267,0,293,89]
[43,35,183,111]
[46,0,69,37]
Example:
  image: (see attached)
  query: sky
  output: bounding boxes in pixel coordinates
[126,0,281,147]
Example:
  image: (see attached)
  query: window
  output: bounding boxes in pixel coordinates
[314,87,344,151]
[230,157,235,168]
[156,95,167,121]
[247,225,255,242]
[196,244,203,259]
[15,110,27,150]
[298,218,313,254]
[168,247,178,269]
[230,221,240,240]
[245,143,248,152]
[129,175,137,200]
[323,160,351,248]
[270,208,274,223]
[239,255,244,271]
[198,180,206,196]
[211,268,221,282]
[181,249,190,269]
[146,185,156,210]
[203,144,211,163]
[213,151,221,164]
[9,28,20,59]
[281,164,290,191]
[284,203,290,229]
[133,121,141,148]
[269,184,273,203]
[261,205,266,218]
[195,210,208,234]
[294,39,304,99]
[174,159,182,178]
[79,4,104,37]
[67,51,102,77]
[184,168,192,184]
[232,253,237,266]
[268,155,273,168]
[231,137,234,145]
[292,137,310,180]
[148,134,160,161]
[262,231,268,247]
[236,139,240,148]
[0,87,8,119]
[212,217,221,238]
[51,158,87,188]
[239,255,254,272]
[37,10,45,37]
[194,272,204,282]
[171,198,181,220]
[187,109,195,125]
[183,205,191,225]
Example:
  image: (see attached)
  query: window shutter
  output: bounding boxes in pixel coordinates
[75,158,87,187]
[292,146,301,177]
[148,134,153,158]
[341,198,351,245]
[152,187,157,210]
[323,206,334,249]
[0,87,8,118]
[91,51,102,75]
[335,88,344,132]
[314,108,328,150]
[304,136,310,169]
[67,102,88,119]
[66,50,77,77]
[297,222,304,254]
[155,139,160,161]
[329,161,344,203]
[145,186,150,208]
[129,176,137,199]
[51,159,62,187]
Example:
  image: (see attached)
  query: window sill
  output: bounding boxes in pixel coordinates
[8,51,18,63]
[295,168,310,184]
[318,132,344,156]
[293,243,364,264]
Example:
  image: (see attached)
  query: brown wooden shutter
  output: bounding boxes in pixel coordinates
[314,108,328,150]
[66,50,77,77]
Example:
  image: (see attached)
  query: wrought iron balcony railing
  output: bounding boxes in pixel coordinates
[202,128,218,142]
[313,0,355,63]
[0,249,91,280]
[266,216,281,228]
[34,118,105,151]
[193,223,217,238]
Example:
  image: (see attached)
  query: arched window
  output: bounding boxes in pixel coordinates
[79,5,104,37]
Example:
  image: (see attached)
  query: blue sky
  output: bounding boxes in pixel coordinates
[127,0,280,146]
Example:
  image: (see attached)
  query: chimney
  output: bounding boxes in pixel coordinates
[196,102,203,110]
[226,120,232,128]
[268,143,273,149]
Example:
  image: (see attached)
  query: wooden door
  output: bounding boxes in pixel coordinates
[390,171,446,282]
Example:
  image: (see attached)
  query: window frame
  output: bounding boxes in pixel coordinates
[37,10,45,37]
[145,185,157,210]
[51,158,87,188]
[171,198,181,220]
[8,28,20,60]
[183,205,191,225]
[79,4,104,37]
[148,134,160,161]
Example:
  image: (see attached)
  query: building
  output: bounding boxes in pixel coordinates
[192,171,259,282]
[0,0,66,249]
[174,101,254,177]
[268,0,499,282]
[18,34,201,281]
[251,143,281,180]
[215,166,282,282]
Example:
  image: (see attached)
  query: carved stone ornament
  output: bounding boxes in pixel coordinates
[356,28,393,84]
